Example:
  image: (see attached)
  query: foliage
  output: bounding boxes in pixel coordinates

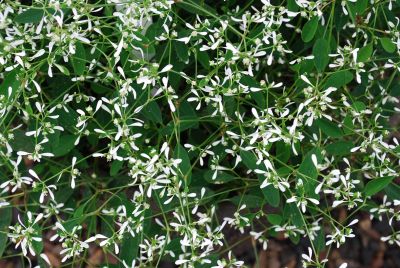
[0,0,400,267]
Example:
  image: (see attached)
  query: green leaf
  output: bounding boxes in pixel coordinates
[32,229,43,255]
[57,106,78,132]
[165,238,183,255]
[52,135,76,157]
[326,141,353,156]
[276,141,291,164]
[176,0,217,17]
[0,69,20,101]
[277,166,291,177]
[324,70,353,89]
[364,176,395,196]
[175,41,189,63]
[348,0,368,15]
[315,118,344,138]
[9,129,35,152]
[342,115,354,135]
[160,101,199,135]
[72,42,86,76]
[142,101,162,124]
[314,229,326,252]
[267,214,282,225]
[313,38,330,72]
[0,207,12,257]
[301,16,318,43]
[261,184,280,207]
[110,160,123,176]
[55,187,74,203]
[15,9,45,24]
[240,150,259,170]
[161,116,198,135]
[287,0,299,11]
[357,43,373,62]
[380,38,396,53]
[197,50,210,69]
[385,184,400,201]
[91,82,110,94]
[352,101,366,112]
[145,21,165,40]
[120,236,139,266]
[204,170,236,184]
[73,204,86,219]
[174,144,192,185]
[65,197,95,231]
[298,148,322,197]
[284,203,304,227]
[231,195,264,209]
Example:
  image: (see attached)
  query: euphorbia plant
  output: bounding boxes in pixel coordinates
[0,0,400,267]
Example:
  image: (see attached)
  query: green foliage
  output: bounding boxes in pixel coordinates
[313,39,330,72]
[1,0,400,267]
[364,176,395,196]
[301,16,318,42]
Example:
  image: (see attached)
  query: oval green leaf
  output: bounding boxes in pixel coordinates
[313,38,330,72]
[365,176,395,197]
[301,16,318,43]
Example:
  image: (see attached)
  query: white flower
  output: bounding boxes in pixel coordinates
[287,196,320,213]
[70,156,81,189]
[29,169,56,203]
[8,212,43,256]
[17,138,54,162]
[326,219,358,248]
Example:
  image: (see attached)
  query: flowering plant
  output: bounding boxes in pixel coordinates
[0,0,400,267]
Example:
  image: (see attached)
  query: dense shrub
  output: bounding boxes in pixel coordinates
[0,0,400,267]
